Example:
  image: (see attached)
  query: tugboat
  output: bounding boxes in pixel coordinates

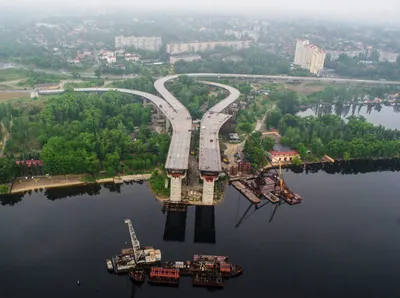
[106,259,113,272]
[128,270,145,284]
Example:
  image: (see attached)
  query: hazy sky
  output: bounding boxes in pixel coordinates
[1,0,400,22]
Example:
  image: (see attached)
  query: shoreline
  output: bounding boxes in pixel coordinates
[9,174,152,194]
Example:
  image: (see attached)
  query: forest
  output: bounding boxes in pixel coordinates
[165,75,228,119]
[0,90,170,179]
[173,47,290,75]
[276,114,400,160]
[243,131,275,166]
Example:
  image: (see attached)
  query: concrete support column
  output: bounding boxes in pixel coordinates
[200,175,218,205]
[167,171,186,202]
[143,98,147,105]
[166,118,171,131]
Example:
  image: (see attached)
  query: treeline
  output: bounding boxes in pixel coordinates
[166,75,227,119]
[173,47,290,75]
[307,84,400,104]
[273,114,400,160]
[112,77,156,93]
[325,54,400,81]
[18,71,66,87]
[3,91,170,176]
[243,131,275,167]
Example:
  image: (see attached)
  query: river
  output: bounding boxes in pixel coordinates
[1,160,400,298]
[298,104,400,129]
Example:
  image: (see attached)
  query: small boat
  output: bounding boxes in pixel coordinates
[106,259,113,272]
[128,270,145,284]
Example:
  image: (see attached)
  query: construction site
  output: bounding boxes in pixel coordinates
[229,161,302,206]
[107,219,243,289]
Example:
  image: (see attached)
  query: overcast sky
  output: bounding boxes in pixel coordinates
[1,0,400,22]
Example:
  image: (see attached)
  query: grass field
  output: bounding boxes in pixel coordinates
[0,92,30,102]
[0,69,26,82]
[284,82,326,95]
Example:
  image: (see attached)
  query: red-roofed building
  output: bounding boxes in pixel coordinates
[16,160,43,167]
[268,150,298,164]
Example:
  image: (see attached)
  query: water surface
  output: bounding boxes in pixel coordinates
[1,163,400,298]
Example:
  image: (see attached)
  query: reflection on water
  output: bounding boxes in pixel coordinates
[194,206,216,244]
[298,104,400,129]
[163,210,187,242]
[288,158,400,175]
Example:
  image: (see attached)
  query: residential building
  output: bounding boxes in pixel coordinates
[294,39,325,75]
[115,36,162,51]
[268,150,299,164]
[169,54,201,65]
[106,55,116,64]
[166,40,252,55]
[379,51,399,63]
[124,53,140,62]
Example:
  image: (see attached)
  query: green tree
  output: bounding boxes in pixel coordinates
[266,109,282,128]
[262,137,275,151]
[94,68,102,79]
[292,156,302,166]
[0,158,17,183]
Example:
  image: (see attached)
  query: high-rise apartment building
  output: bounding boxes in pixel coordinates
[294,39,325,75]
[115,36,162,51]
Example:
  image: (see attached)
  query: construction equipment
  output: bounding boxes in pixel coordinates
[124,219,142,264]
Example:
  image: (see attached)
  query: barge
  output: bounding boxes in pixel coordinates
[108,219,162,274]
[148,267,180,286]
[164,255,243,279]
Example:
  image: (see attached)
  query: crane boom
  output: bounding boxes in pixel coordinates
[124,219,141,263]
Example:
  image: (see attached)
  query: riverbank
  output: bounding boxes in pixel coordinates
[10,174,151,194]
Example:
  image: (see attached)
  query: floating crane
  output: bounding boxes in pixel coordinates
[124,219,142,264]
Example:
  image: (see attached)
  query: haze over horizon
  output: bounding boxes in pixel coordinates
[1,0,400,24]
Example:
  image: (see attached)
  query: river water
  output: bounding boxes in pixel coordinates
[1,161,400,298]
[298,104,400,129]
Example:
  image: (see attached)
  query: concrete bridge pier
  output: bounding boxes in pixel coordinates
[200,173,219,205]
[167,170,186,202]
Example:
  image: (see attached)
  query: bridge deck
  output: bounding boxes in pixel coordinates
[154,76,193,171]
[198,82,241,173]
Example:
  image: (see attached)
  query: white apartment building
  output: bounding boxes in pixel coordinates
[115,36,162,51]
[166,40,252,55]
[379,51,399,63]
[294,39,325,75]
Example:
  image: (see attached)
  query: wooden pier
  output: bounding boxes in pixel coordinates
[230,181,261,204]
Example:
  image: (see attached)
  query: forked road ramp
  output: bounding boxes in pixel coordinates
[154,76,193,202]
[198,81,241,205]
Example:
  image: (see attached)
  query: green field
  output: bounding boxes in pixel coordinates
[0,69,26,82]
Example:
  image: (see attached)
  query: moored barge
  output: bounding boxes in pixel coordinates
[164,255,243,279]
[148,267,180,286]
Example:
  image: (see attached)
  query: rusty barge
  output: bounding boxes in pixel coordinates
[230,162,302,205]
